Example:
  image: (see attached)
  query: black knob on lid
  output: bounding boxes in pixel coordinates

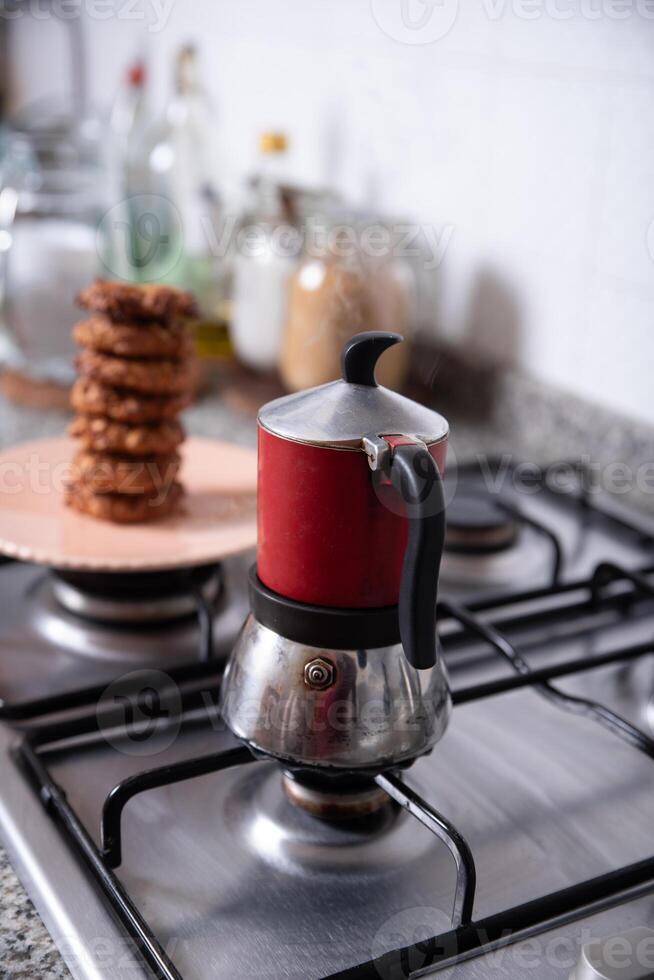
[341,331,403,387]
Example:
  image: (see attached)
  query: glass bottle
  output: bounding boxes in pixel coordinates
[109,60,147,180]
[229,132,301,371]
[125,46,224,317]
[104,59,149,282]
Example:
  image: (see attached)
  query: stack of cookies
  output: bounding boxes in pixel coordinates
[66,279,197,523]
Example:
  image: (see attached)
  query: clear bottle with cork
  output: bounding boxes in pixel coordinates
[104,59,149,282]
[123,45,231,359]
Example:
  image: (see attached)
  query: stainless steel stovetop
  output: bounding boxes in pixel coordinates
[1,460,654,980]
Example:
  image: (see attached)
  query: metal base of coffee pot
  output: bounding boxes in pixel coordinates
[220,613,452,774]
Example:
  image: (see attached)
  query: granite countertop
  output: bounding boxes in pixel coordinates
[0,371,652,979]
[0,849,69,979]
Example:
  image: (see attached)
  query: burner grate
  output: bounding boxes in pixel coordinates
[442,595,654,760]
[495,498,563,584]
[6,464,654,978]
[15,557,654,980]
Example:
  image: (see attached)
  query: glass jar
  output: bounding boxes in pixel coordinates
[279,211,415,392]
[0,118,104,385]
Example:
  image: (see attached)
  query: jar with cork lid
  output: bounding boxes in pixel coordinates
[279,210,415,392]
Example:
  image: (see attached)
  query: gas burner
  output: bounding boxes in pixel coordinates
[25,559,250,666]
[229,762,434,876]
[444,492,518,555]
[282,769,390,820]
[51,564,222,625]
[0,555,250,712]
[440,488,551,591]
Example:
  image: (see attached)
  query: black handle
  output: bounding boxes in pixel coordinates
[389,443,445,670]
[341,331,403,386]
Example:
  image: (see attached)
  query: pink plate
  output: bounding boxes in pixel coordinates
[0,436,257,571]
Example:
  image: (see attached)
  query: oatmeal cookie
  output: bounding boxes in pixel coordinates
[73,316,192,359]
[72,449,181,495]
[77,279,197,321]
[65,480,184,523]
[69,415,185,456]
[76,350,193,395]
[71,378,190,423]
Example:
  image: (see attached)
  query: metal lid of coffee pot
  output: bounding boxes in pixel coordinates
[258,332,449,449]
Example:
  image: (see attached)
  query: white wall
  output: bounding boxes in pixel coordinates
[8,0,654,422]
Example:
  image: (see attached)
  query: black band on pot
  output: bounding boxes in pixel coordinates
[248,566,401,650]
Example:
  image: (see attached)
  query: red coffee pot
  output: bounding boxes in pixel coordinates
[221,331,451,772]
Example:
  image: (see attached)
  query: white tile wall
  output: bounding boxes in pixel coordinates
[8,0,654,423]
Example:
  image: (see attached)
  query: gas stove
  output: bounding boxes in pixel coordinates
[1,458,654,980]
